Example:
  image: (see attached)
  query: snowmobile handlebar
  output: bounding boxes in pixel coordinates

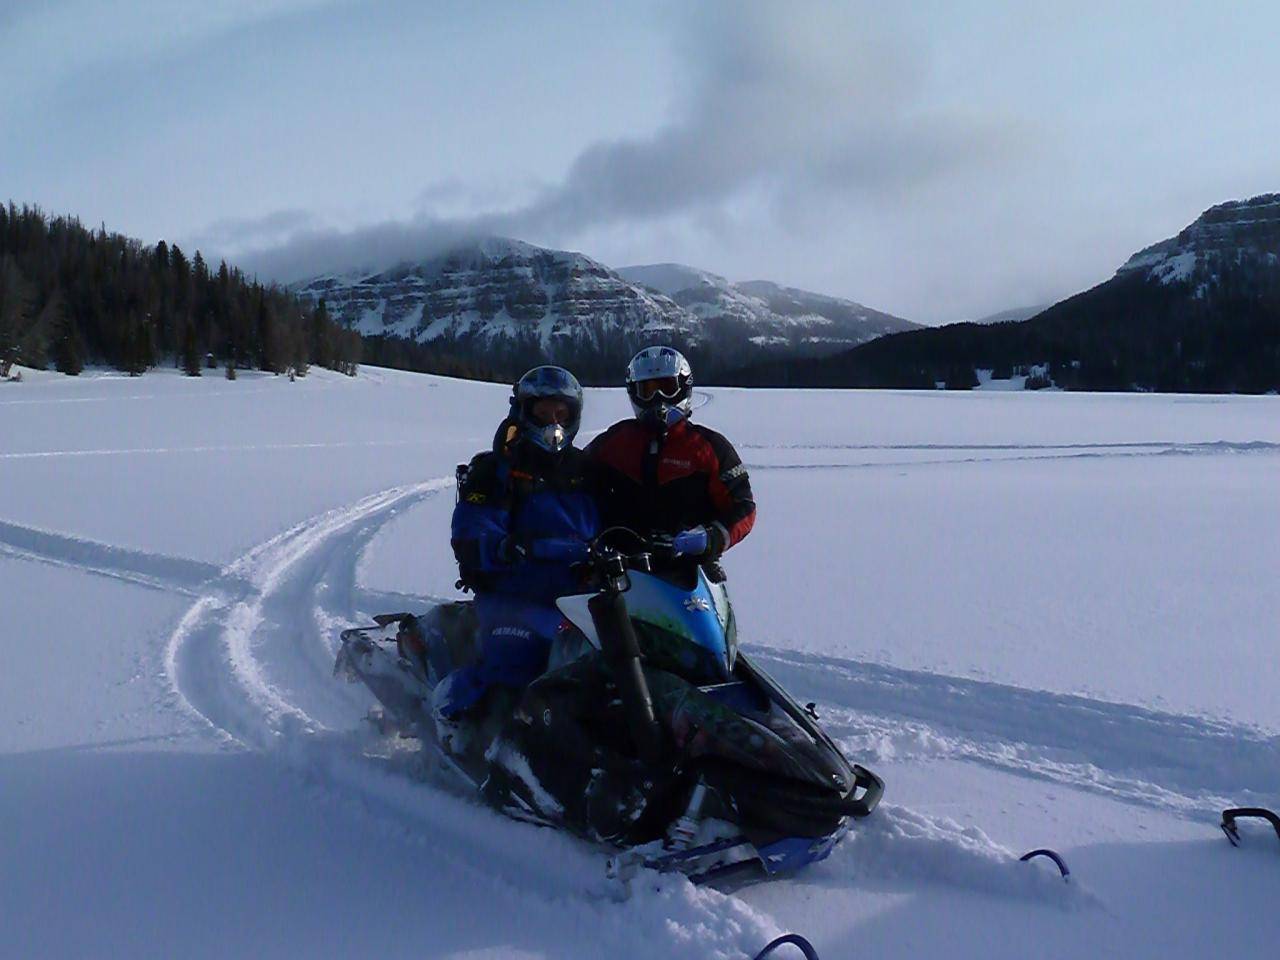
[583,527,668,766]
[586,526,686,581]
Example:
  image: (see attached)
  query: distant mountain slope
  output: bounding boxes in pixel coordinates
[619,264,919,353]
[1117,194,1280,286]
[615,262,728,296]
[724,194,1280,393]
[971,304,1052,325]
[295,238,698,381]
[295,239,916,382]
[299,239,690,343]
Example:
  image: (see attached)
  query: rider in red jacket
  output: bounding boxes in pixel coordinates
[586,346,755,561]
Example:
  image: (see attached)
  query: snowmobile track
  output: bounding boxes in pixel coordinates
[163,479,454,746]
[154,479,1085,921]
[752,646,1280,817]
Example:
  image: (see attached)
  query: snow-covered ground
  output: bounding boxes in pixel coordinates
[2,365,1277,959]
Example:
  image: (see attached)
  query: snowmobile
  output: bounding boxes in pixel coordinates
[334,527,884,886]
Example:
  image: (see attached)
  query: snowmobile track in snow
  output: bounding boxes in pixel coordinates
[151,479,1090,915]
[742,439,1280,472]
[752,646,1280,817]
[162,479,454,746]
[10,474,1262,828]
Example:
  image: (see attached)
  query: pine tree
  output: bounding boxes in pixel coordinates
[18,288,63,370]
[53,313,85,375]
[0,254,31,370]
[182,323,201,377]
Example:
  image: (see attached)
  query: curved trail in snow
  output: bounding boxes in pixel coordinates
[157,479,786,956]
[152,478,1086,932]
[749,646,1280,816]
[27,463,1252,845]
[163,479,453,746]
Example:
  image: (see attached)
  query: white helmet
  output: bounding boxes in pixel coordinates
[626,346,693,428]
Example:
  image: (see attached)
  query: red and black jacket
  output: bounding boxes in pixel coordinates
[585,418,755,556]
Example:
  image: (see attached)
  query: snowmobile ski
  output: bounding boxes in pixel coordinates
[1220,807,1280,848]
[1020,847,1070,880]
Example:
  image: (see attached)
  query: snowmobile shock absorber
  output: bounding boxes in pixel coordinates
[588,582,664,767]
[666,780,709,851]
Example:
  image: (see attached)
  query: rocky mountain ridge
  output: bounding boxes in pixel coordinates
[1117,193,1280,288]
[295,239,916,380]
[297,238,694,344]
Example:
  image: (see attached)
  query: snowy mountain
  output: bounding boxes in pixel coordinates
[294,239,916,381]
[619,263,919,352]
[615,262,729,296]
[731,193,1280,393]
[294,238,699,378]
[1116,193,1280,289]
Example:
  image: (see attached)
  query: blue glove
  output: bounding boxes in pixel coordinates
[528,537,591,563]
[671,526,710,557]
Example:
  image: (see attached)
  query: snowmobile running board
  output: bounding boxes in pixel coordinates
[1220,807,1280,847]
[609,822,853,888]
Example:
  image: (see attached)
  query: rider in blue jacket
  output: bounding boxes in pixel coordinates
[429,366,599,735]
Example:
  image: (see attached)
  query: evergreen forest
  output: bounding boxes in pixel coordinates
[0,203,360,379]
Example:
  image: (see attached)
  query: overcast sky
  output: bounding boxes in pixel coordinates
[3,1,1277,323]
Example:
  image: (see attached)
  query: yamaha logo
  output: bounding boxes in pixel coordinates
[684,597,711,612]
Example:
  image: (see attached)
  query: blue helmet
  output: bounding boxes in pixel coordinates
[511,365,583,454]
[626,346,693,428]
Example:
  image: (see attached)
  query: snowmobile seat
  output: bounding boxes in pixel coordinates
[417,601,479,684]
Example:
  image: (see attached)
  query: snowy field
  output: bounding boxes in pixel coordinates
[2,365,1277,959]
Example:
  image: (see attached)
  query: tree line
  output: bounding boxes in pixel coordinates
[0,202,360,379]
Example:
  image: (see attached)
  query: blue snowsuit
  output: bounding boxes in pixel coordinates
[439,437,599,716]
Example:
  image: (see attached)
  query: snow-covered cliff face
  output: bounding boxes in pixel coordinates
[296,238,695,347]
[294,240,916,376]
[1117,193,1280,288]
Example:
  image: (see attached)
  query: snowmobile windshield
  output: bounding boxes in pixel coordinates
[622,569,734,683]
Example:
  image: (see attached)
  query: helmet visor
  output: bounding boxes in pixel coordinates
[635,376,681,400]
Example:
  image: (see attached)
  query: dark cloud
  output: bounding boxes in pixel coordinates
[213,1,1024,286]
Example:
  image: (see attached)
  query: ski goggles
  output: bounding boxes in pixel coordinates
[634,376,681,400]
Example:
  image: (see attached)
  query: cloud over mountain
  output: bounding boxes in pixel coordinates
[210,2,1020,288]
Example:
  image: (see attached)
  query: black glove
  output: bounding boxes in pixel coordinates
[497,536,528,564]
